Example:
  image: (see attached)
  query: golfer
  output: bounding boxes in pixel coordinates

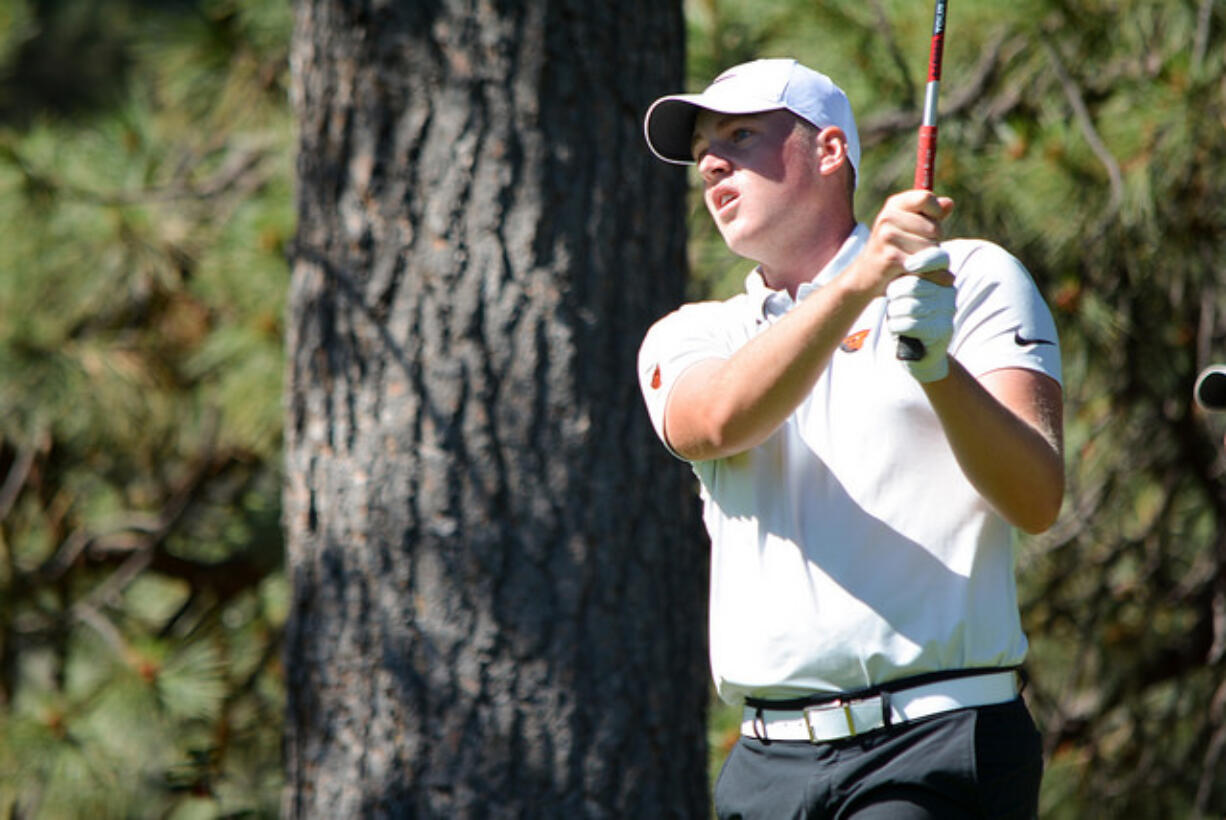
[637,59,1064,818]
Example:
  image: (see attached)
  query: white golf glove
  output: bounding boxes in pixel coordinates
[886,248,955,383]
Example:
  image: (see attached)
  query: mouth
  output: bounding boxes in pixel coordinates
[710,187,738,217]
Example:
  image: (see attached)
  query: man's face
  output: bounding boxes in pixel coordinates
[690,109,826,263]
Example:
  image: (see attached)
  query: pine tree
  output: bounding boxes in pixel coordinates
[282,0,707,815]
[0,1,292,815]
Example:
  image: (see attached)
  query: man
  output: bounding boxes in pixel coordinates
[637,58,1064,818]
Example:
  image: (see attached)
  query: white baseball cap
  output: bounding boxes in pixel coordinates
[643,58,860,185]
[1196,365,1226,411]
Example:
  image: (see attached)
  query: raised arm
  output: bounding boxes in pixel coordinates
[663,272,874,461]
[664,191,954,461]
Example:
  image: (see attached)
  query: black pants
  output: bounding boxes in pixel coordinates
[713,698,1042,819]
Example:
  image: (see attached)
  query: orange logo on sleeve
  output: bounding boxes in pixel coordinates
[650,364,662,389]
[840,329,870,352]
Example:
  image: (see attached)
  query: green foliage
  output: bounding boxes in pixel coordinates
[685,0,1226,815]
[0,0,292,816]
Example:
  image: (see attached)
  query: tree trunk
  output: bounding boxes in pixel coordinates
[282,1,705,816]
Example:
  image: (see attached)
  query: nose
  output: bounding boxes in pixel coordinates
[698,148,731,182]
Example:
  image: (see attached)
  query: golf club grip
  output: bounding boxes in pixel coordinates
[901,125,938,358]
[914,125,938,191]
[898,0,948,362]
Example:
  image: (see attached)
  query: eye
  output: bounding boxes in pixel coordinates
[730,127,753,143]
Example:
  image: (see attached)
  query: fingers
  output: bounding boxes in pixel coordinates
[903,245,949,274]
[887,190,953,236]
[872,192,953,254]
[882,189,954,221]
[897,189,954,220]
[855,190,956,297]
[920,269,955,288]
[886,275,955,324]
[885,274,956,382]
[904,246,954,287]
[925,194,956,220]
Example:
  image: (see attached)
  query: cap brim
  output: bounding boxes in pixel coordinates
[1195,366,1226,411]
[644,94,782,165]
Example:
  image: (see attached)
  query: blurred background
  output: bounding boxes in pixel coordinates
[1,0,1224,817]
[0,1,290,816]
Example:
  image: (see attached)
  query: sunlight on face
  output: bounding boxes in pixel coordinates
[690,109,827,264]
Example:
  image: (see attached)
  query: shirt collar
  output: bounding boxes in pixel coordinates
[744,223,871,320]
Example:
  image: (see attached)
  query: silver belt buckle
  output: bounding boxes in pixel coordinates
[802,699,857,742]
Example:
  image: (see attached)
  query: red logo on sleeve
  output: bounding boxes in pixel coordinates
[840,329,870,352]
[650,364,662,389]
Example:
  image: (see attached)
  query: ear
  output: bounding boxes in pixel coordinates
[815,126,849,177]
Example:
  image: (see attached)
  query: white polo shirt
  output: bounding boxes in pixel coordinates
[637,225,1062,705]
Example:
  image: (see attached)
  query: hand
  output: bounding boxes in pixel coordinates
[851,190,955,297]
[886,269,956,382]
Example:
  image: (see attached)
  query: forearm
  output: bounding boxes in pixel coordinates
[667,190,954,462]
[666,274,874,460]
[921,360,1065,533]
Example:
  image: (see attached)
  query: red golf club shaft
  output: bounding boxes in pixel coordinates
[898,0,948,362]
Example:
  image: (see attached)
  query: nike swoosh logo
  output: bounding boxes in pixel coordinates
[1014,329,1055,347]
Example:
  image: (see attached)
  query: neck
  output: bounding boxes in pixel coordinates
[758,214,857,299]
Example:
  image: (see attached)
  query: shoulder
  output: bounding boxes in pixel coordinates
[642,293,756,347]
[943,237,1062,382]
[945,238,1047,308]
[945,238,1031,280]
[658,292,754,324]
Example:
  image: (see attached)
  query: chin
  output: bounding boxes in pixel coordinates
[717,223,753,256]
[721,233,763,263]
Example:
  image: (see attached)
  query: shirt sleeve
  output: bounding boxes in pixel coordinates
[947,240,1063,386]
[637,300,738,459]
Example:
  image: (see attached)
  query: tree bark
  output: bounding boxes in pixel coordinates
[283,1,705,816]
